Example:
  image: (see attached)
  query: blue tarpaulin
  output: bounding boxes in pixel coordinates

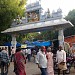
[32,41,52,46]
[27,45,35,48]
[4,42,21,47]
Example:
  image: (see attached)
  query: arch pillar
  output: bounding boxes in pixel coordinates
[58,29,64,48]
[11,34,17,50]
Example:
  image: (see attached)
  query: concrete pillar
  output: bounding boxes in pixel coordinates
[25,13,28,23]
[39,9,41,21]
[11,34,16,50]
[58,29,64,48]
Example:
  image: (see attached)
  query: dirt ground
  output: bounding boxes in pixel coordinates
[0,57,74,75]
[8,57,41,75]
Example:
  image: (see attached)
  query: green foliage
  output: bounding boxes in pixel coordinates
[64,9,75,37]
[17,33,39,43]
[39,31,55,41]
[0,0,27,45]
[65,9,75,25]
[21,30,56,42]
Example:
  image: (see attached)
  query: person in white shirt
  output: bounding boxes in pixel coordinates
[11,47,15,62]
[37,46,47,75]
[27,48,31,62]
[56,46,67,75]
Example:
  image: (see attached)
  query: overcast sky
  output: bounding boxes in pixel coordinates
[27,0,75,16]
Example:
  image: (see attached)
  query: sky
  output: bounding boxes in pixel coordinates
[27,0,75,16]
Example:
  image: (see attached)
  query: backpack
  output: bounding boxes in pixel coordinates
[1,59,8,64]
[1,52,9,64]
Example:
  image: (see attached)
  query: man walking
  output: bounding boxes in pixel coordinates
[37,46,47,75]
[11,47,15,62]
[1,47,9,75]
[27,48,31,62]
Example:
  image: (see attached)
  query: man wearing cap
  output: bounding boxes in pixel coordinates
[36,46,47,75]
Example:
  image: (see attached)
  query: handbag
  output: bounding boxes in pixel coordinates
[58,62,67,70]
[60,62,65,65]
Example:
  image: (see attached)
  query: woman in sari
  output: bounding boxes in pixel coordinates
[46,47,54,75]
[14,48,26,75]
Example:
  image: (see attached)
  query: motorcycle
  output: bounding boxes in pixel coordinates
[53,56,58,74]
[65,56,72,74]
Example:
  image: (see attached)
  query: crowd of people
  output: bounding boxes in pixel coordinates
[0,44,75,75]
[35,46,67,75]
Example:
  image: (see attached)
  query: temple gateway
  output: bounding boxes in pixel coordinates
[1,1,74,49]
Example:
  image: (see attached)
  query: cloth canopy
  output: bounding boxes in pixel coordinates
[4,42,21,47]
[32,41,52,46]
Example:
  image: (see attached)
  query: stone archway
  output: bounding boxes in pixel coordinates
[1,1,74,49]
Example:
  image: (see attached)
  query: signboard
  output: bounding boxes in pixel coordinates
[21,44,27,48]
[27,10,39,22]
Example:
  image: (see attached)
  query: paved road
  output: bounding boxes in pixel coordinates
[7,57,75,75]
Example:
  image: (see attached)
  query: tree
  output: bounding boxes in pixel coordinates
[64,9,75,37]
[0,0,27,45]
[29,31,57,41]
[16,32,40,43]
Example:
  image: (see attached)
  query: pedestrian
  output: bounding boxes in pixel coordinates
[37,46,47,75]
[0,48,2,67]
[1,47,10,75]
[56,46,67,75]
[14,48,26,75]
[46,47,54,75]
[32,49,36,63]
[11,47,15,62]
[27,48,31,62]
[70,43,75,68]
[64,42,70,56]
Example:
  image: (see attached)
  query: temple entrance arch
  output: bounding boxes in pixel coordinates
[1,1,73,50]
